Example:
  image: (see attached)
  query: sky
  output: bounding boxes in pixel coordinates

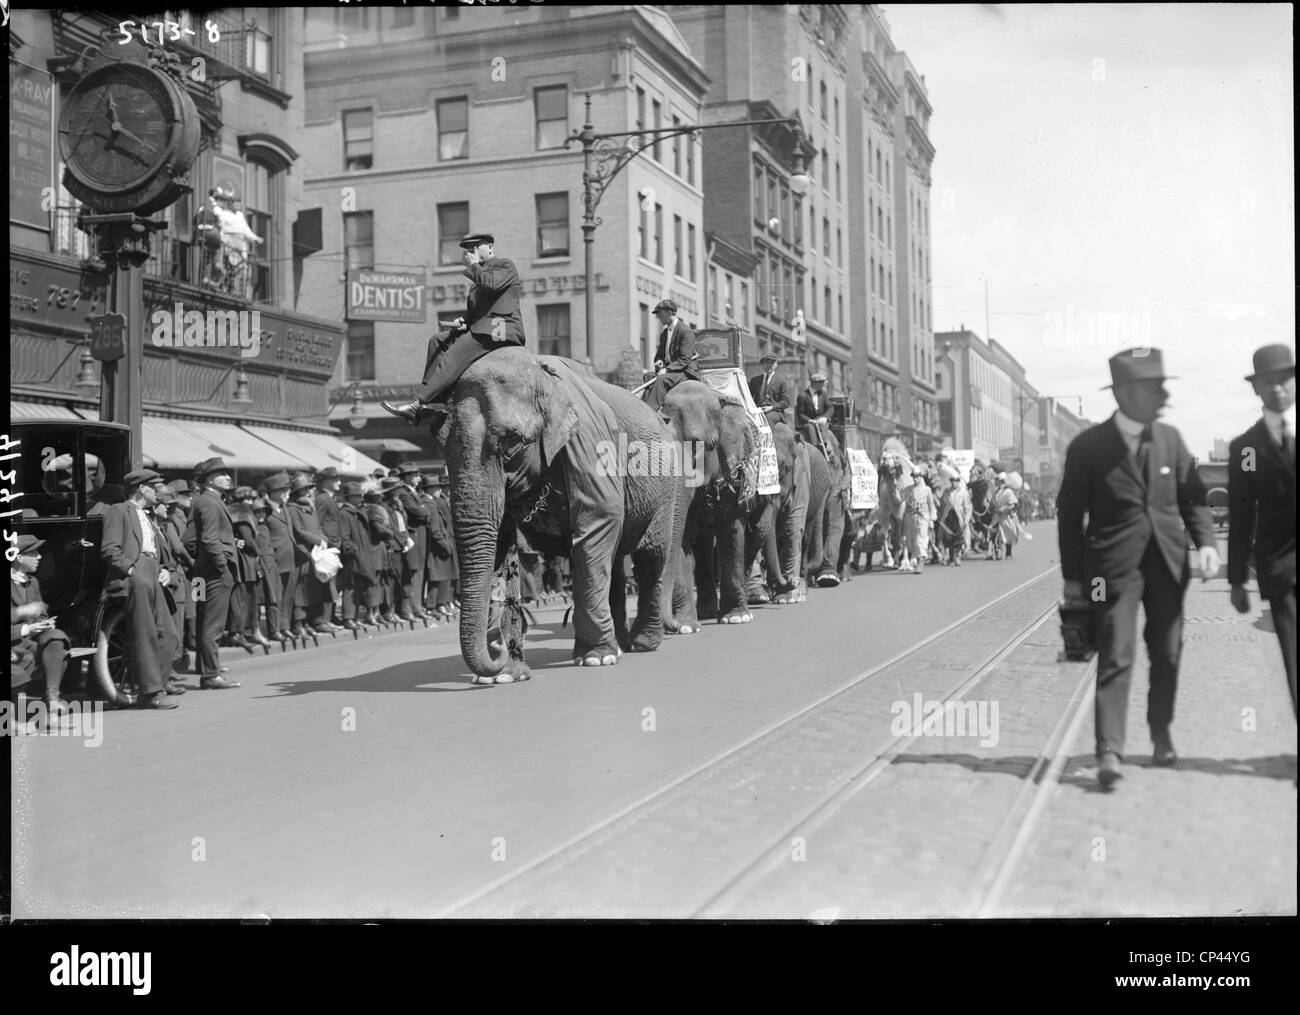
[885,3,1294,458]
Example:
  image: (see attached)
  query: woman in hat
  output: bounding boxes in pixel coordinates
[900,462,935,574]
[251,497,283,643]
[226,486,268,650]
[10,534,72,718]
[285,473,328,639]
[989,472,1022,560]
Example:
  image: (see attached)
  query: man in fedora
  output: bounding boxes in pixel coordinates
[1057,348,1218,789]
[394,462,432,621]
[262,472,297,642]
[191,458,241,689]
[379,232,525,425]
[749,353,792,426]
[100,468,182,708]
[641,298,700,413]
[286,472,332,636]
[1229,344,1296,716]
[311,466,344,630]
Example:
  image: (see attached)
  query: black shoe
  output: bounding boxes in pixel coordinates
[1152,731,1178,767]
[137,691,180,710]
[1097,751,1123,789]
[311,624,337,636]
[165,681,187,695]
[200,676,242,690]
[379,399,427,426]
[248,631,274,647]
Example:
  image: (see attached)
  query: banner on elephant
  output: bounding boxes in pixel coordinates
[848,449,877,510]
[701,366,780,495]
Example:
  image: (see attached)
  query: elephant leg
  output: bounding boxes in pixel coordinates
[563,458,623,667]
[629,544,666,651]
[717,508,752,624]
[611,553,631,653]
[802,493,826,582]
[694,530,719,621]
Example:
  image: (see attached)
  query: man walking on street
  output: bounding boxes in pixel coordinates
[379,232,526,425]
[191,458,241,689]
[1228,344,1297,717]
[1056,348,1219,789]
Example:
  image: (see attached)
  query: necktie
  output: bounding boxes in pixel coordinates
[1135,424,1152,476]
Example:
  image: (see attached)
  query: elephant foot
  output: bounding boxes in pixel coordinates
[718,607,753,625]
[574,646,623,667]
[629,624,662,653]
[816,572,840,588]
[667,616,699,635]
[471,661,532,685]
[697,604,719,622]
[748,590,770,605]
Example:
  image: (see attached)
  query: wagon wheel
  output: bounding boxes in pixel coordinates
[93,603,137,706]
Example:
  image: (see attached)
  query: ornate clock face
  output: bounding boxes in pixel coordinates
[61,64,177,195]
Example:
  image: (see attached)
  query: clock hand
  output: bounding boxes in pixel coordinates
[89,131,156,168]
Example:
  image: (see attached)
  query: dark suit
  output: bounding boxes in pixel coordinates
[1057,415,1217,758]
[192,488,236,679]
[416,256,527,402]
[309,490,343,625]
[263,502,296,633]
[100,501,174,695]
[339,502,374,622]
[642,319,700,410]
[795,387,831,429]
[1228,417,1297,713]
[749,370,792,425]
[11,574,69,691]
[394,483,428,615]
[287,500,327,621]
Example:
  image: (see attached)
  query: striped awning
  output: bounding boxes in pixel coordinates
[240,424,386,478]
[8,402,83,421]
[141,417,310,472]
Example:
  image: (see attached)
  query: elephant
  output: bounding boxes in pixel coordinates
[660,380,760,629]
[800,423,849,588]
[433,348,679,683]
[743,420,802,605]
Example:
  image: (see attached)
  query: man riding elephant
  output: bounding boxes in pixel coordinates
[640,299,700,414]
[379,231,526,425]
[749,353,792,426]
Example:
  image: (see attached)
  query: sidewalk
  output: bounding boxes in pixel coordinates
[1002,574,1298,916]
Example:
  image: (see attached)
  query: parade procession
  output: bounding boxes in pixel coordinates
[5,3,1295,949]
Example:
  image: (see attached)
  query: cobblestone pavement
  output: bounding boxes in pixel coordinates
[999,577,1297,917]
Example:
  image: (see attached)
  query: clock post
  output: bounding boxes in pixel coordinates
[79,213,168,467]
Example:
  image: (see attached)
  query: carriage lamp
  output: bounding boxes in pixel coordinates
[74,344,99,388]
[231,365,253,405]
[347,386,366,430]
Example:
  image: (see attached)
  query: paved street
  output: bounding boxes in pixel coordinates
[10,522,1296,919]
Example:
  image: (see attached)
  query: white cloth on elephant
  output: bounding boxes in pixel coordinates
[537,356,627,656]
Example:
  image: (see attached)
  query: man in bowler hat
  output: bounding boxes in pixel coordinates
[1229,344,1297,716]
[1057,348,1219,788]
[641,298,700,413]
[379,232,526,425]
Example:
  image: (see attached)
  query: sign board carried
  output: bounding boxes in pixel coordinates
[943,449,976,484]
[701,365,780,496]
[847,449,877,510]
[348,269,427,323]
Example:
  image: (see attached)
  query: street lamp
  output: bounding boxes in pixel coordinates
[567,92,809,366]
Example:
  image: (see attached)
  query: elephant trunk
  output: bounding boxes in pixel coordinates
[449,456,507,680]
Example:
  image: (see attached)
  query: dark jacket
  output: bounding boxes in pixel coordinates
[315,490,343,549]
[432,494,457,576]
[463,257,526,345]
[228,502,261,584]
[100,501,161,598]
[363,502,398,578]
[11,573,66,688]
[191,489,236,574]
[1057,415,1216,585]
[263,502,295,573]
[749,370,792,423]
[795,387,832,429]
[394,483,428,571]
[286,500,325,566]
[653,319,700,379]
[255,518,280,604]
[339,502,375,588]
[1228,417,1296,599]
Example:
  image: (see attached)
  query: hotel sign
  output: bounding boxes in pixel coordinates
[348,269,427,323]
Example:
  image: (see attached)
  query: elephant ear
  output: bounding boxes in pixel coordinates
[537,363,580,467]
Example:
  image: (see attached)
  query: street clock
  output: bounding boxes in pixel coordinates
[58,61,201,214]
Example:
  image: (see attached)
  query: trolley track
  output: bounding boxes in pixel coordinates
[435,562,1072,918]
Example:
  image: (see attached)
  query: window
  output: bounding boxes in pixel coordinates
[686,132,695,187]
[343,109,373,170]
[793,196,803,248]
[346,322,375,382]
[822,148,829,191]
[245,21,271,78]
[780,185,791,243]
[652,99,662,161]
[244,160,274,302]
[822,217,830,258]
[740,281,749,329]
[673,215,683,276]
[640,302,651,367]
[535,86,567,150]
[338,6,369,30]
[638,202,647,259]
[687,223,697,282]
[654,203,663,266]
[437,202,468,265]
[767,172,778,228]
[391,7,414,28]
[753,165,764,222]
[836,160,841,202]
[536,192,569,257]
[783,263,794,323]
[838,294,843,332]
[834,95,840,135]
[708,266,718,317]
[837,227,842,268]
[820,80,827,122]
[536,305,571,358]
[437,98,468,161]
[673,116,682,176]
[824,285,831,323]
[343,211,373,273]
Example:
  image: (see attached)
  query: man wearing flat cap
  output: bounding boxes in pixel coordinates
[1229,344,1297,717]
[100,469,182,708]
[749,353,792,426]
[1056,348,1219,789]
[191,458,241,689]
[380,232,526,425]
[641,298,700,413]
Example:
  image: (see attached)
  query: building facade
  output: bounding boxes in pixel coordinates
[1037,397,1091,497]
[301,4,710,460]
[935,327,1038,472]
[8,8,375,478]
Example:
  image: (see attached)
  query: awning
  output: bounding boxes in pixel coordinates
[142,417,311,472]
[240,424,386,478]
[9,402,83,420]
[344,436,423,455]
